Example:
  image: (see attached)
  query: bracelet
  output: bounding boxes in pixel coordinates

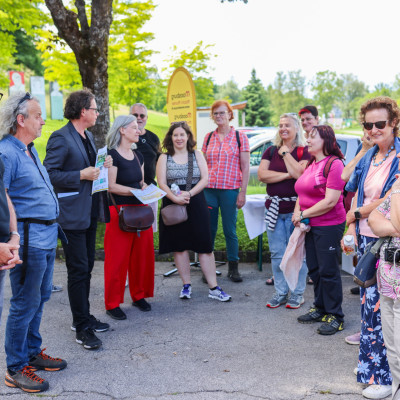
[392,190,400,195]
[10,231,20,238]
[300,211,304,220]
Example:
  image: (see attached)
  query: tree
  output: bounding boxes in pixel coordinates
[214,79,242,103]
[13,30,44,76]
[0,0,47,86]
[311,70,341,118]
[43,0,113,147]
[337,74,368,119]
[242,69,271,126]
[164,41,216,107]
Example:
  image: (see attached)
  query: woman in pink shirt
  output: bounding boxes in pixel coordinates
[293,125,346,335]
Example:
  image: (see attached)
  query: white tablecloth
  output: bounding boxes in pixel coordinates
[242,194,267,240]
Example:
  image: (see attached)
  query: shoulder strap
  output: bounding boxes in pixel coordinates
[235,130,241,150]
[323,156,340,178]
[186,152,194,192]
[270,146,277,158]
[205,131,214,148]
[132,150,144,183]
[297,146,304,160]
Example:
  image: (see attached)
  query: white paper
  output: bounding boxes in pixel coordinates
[130,184,166,204]
[92,146,109,194]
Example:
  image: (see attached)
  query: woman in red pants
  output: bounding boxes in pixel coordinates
[104,115,155,320]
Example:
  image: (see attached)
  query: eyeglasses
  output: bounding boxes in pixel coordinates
[213,111,229,117]
[15,92,32,114]
[0,93,3,101]
[132,113,146,119]
[363,121,387,130]
[86,107,99,113]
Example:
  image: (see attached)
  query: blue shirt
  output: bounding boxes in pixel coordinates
[345,137,400,235]
[0,135,59,249]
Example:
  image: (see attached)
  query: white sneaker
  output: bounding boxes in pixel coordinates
[362,384,392,399]
[353,367,358,376]
[208,286,231,302]
[179,284,192,299]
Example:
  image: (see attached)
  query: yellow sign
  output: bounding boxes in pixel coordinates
[167,67,197,138]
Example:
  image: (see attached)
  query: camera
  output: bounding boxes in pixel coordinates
[384,247,400,263]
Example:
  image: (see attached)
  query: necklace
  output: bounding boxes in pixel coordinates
[372,144,394,167]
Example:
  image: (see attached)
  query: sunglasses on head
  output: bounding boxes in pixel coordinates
[132,113,146,119]
[363,121,387,130]
[14,92,32,114]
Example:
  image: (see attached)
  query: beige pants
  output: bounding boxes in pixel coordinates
[381,294,400,398]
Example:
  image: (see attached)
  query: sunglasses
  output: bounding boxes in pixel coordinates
[170,121,186,126]
[132,113,146,119]
[15,92,32,114]
[363,121,387,130]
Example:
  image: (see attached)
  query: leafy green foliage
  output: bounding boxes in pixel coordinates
[242,69,271,126]
[165,41,217,107]
[214,79,242,103]
[311,70,341,118]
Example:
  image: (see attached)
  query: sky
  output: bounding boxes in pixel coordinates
[145,0,400,91]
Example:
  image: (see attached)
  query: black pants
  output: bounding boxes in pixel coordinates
[62,218,97,332]
[305,222,345,321]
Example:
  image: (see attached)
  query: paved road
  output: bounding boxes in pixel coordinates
[0,260,366,399]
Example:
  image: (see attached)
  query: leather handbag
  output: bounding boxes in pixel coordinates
[353,237,387,288]
[161,152,193,226]
[110,193,154,234]
[160,204,188,226]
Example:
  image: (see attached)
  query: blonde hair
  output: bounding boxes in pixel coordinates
[273,113,305,147]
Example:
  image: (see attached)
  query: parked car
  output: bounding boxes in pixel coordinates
[248,132,361,186]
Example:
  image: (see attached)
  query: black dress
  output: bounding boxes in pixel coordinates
[158,153,212,254]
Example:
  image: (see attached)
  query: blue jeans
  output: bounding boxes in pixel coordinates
[5,246,55,371]
[204,188,239,262]
[266,213,307,296]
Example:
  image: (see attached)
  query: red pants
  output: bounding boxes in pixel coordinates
[104,205,155,310]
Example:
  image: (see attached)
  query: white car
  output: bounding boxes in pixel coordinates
[248,131,362,186]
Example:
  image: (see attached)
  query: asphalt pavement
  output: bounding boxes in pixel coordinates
[0,260,367,400]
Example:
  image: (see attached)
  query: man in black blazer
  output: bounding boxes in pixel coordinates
[44,89,112,350]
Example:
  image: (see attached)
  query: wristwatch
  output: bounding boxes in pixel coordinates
[354,208,362,220]
[281,151,288,158]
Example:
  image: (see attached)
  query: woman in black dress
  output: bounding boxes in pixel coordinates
[157,121,231,302]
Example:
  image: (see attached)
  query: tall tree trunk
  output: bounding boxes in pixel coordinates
[44,0,113,148]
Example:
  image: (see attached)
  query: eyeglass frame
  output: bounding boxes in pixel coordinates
[132,113,146,119]
[86,107,99,113]
[15,92,32,114]
[363,121,388,131]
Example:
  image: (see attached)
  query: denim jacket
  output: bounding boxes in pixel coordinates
[345,136,400,235]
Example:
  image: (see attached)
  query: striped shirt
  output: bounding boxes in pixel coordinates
[202,127,249,189]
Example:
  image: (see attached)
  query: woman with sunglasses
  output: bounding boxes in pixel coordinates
[157,121,231,302]
[343,97,400,399]
[202,100,250,282]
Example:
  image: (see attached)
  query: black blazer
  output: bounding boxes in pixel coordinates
[44,121,108,230]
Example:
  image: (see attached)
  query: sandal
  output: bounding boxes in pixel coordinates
[265,276,274,286]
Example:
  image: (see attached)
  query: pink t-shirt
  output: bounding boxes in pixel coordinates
[295,157,346,226]
[359,152,395,238]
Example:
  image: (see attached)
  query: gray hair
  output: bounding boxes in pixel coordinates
[0,92,39,138]
[129,103,147,114]
[273,113,306,147]
[106,115,137,149]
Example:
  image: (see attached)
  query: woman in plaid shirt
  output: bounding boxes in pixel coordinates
[202,100,250,282]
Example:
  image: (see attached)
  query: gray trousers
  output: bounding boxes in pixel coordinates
[381,295,400,397]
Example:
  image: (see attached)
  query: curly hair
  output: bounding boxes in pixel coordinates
[273,113,305,147]
[307,125,344,167]
[64,88,95,120]
[162,121,196,155]
[359,96,400,136]
[210,100,234,121]
[0,92,38,137]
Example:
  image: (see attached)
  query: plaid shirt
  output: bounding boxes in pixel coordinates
[202,127,249,189]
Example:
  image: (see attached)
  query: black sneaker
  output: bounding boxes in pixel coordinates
[106,307,127,320]
[317,314,344,335]
[76,328,102,350]
[297,307,327,324]
[350,286,360,295]
[5,366,49,393]
[89,315,110,332]
[71,316,110,333]
[29,348,67,371]
[132,298,151,312]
